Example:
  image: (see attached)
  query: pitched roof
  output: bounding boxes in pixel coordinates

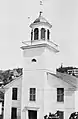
[4,75,22,89]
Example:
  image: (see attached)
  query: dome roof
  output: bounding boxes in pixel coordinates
[30,12,52,28]
[34,15,48,23]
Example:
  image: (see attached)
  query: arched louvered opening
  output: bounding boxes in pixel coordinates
[34,28,39,40]
[41,28,45,40]
[31,30,33,41]
[47,29,50,40]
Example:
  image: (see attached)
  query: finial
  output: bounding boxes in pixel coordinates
[61,63,63,68]
[39,11,43,17]
[40,0,43,15]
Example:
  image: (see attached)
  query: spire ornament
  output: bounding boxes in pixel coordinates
[39,11,43,17]
[40,0,43,14]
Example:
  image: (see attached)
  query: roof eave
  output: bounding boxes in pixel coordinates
[30,22,52,28]
[4,75,22,90]
[21,43,59,53]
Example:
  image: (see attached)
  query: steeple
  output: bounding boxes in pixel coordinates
[29,12,52,42]
[22,11,59,53]
[20,2,60,119]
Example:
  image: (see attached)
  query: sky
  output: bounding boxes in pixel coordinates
[0,0,78,70]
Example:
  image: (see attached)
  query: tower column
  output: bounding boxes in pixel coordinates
[45,29,47,41]
[39,27,41,40]
[33,28,34,41]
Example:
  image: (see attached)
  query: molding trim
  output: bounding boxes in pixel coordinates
[22,106,40,112]
[21,43,59,53]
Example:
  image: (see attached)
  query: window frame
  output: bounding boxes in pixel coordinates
[57,88,64,102]
[29,88,36,101]
[12,88,18,100]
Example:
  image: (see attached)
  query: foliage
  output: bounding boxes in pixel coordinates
[56,66,78,77]
[69,112,78,119]
[44,111,60,119]
[56,66,74,73]
[0,68,22,86]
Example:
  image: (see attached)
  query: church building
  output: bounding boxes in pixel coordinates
[3,12,78,119]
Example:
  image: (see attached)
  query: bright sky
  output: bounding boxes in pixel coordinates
[0,0,78,70]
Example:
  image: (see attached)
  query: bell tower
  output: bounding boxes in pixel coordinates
[21,11,59,119]
[21,11,59,71]
[30,11,52,42]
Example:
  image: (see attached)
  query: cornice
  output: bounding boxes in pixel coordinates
[21,43,59,53]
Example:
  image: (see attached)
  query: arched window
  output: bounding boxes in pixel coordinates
[47,29,50,40]
[34,28,39,40]
[41,28,45,40]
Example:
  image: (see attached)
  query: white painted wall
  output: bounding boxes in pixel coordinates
[0,102,2,115]
[23,46,59,73]
[44,73,75,119]
[21,37,78,119]
[21,44,59,119]
[21,69,75,119]
[4,87,12,119]
[44,48,60,73]
[23,47,46,71]
[4,76,22,119]
[21,70,45,119]
[75,90,78,112]
[21,43,76,119]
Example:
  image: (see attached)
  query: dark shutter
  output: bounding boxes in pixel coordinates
[11,107,17,119]
[47,29,50,40]
[12,88,17,100]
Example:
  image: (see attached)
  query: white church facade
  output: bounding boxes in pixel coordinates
[3,12,78,119]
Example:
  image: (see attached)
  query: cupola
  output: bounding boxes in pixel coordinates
[22,12,59,53]
[30,12,52,41]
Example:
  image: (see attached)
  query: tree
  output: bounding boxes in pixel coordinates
[69,112,78,119]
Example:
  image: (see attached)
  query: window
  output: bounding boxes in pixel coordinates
[57,88,64,102]
[12,88,17,100]
[47,29,50,40]
[58,111,64,119]
[11,107,17,119]
[32,59,37,62]
[41,28,45,40]
[34,28,39,40]
[29,88,36,101]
